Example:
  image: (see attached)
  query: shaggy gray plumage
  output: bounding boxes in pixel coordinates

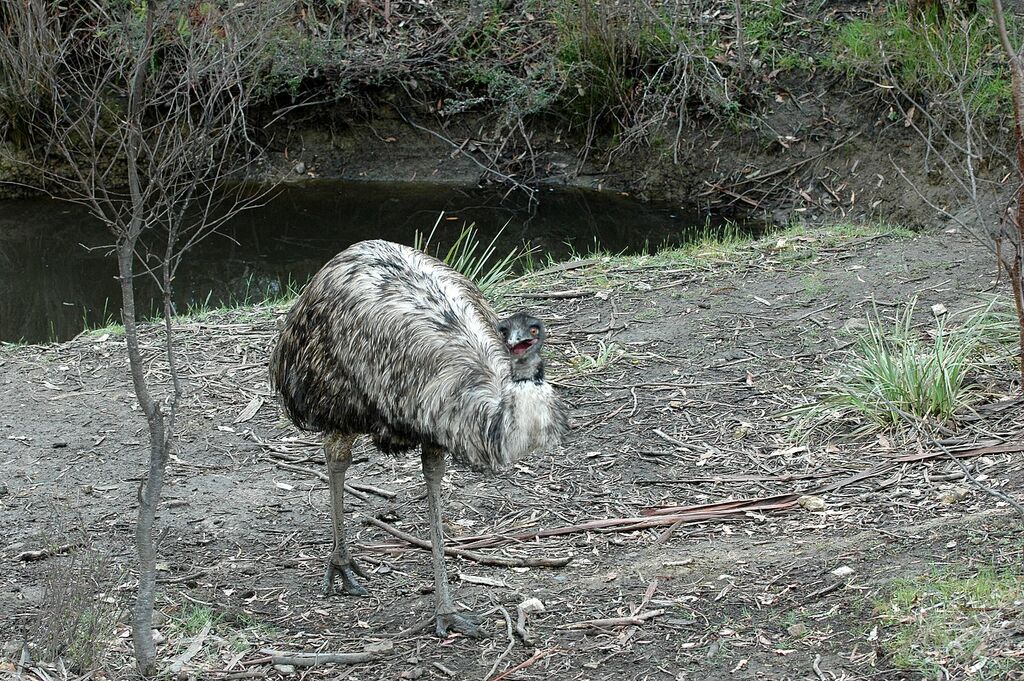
[270,240,567,470]
[269,239,567,636]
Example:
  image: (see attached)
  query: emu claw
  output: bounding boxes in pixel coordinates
[323,557,369,597]
[435,611,484,639]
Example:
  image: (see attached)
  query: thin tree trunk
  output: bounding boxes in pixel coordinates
[992,0,1024,386]
[733,0,745,77]
[123,3,166,675]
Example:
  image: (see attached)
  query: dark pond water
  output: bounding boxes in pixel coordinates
[0,180,750,343]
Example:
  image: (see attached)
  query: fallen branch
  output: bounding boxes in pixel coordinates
[489,648,560,681]
[259,438,395,500]
[268,457,368,502]
[363,516,572,568]
[483,605,516,681]
[511,258,602,280]
[15,542,81,562]
[347,481,398,500]
[256,641,392,668]
[510,290,591,300]
[559,609,665,630]
[451,441,1024,548]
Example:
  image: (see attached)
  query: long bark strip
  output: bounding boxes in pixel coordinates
[447,442,1024,550]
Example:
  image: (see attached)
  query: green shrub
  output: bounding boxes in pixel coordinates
[831,3,1013,119]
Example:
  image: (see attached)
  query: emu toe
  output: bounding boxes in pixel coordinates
[323,557,369,597]
[435,611,484,639]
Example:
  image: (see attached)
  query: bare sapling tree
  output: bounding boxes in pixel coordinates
[991,0,1024,385]
[878,6,1024,385]
[0,1,273,674]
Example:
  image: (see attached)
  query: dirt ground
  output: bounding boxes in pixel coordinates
[1,224,1023,680]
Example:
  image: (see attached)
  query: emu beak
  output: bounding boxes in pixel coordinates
[506,330,537,356]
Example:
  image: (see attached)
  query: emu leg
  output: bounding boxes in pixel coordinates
[323,433,368,597]
[420,444,483,638]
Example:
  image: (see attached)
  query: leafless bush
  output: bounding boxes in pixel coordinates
[23,522,128,674]
[878,6,1024,382]
[0,1,276,674]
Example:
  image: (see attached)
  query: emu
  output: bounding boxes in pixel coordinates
[269,240,567,637]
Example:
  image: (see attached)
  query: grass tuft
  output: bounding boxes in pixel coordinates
[567,339,625,373]
[414,215,531,296]
[798,298,1010,433]
[877,567,1023,679]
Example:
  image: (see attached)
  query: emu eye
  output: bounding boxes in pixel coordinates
[498,326,509,338]
[529,326,539,337]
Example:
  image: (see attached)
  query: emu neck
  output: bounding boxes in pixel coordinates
[511,354,544,383]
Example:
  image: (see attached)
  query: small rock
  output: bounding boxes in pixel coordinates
[931,303,947,317]
[518,597,545,614]
[400,668,423,680]
[787,623,807,637]
[831,565,855,578]
[797,495,826,511]
[273,664,296,675]
[841,318,870,333]
[0,481,8,497]
[151,629,165,645]
[293,161,306,175]
[940,487,970,505]
[152,611,170,627]
[232,561,259,575]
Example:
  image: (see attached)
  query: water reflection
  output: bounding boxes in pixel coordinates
[0,181,748,343]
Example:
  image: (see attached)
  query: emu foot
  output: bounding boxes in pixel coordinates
[435,611,484,639]
[323,555,369,597]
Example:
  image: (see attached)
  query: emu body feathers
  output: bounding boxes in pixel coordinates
[269,239,566,470]
[268,239,567,637]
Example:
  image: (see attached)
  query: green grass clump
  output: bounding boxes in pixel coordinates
[414,217,530,297]
[831,3,1013,119]
[172,604,221,636]
[802,299,1005,433]
[568,339,625,373]
[877,567,1023,678]
[178,274,304,323]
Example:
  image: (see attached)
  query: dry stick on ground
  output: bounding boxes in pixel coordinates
[489,648,560,681]
[255,434,398,499]
[14,542,81,562]
[559,609,665,630]
[482,605,516,681]
[252,642,392,668]
[363,516,573,568]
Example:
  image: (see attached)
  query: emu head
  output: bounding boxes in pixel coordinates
[496,312,546,382]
